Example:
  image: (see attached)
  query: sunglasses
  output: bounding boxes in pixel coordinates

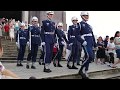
[58,26,63,27]
[32,21,37,22]
[48,14,53,15]
[72,20,78,21]
[83,15,89,16]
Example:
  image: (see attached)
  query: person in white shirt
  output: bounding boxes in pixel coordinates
[9,22,15,42]
[111,31,120,68]
[107,37,116,66]
[0,61,20,79]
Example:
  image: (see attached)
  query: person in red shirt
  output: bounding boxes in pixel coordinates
[4,22,10,40]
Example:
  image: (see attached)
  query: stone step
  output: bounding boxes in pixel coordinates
[0,57,42,60]
[0,58,66,61]
[44,67,120,79]
[2,41,15,43]
[0,57,17,60]
[2,53,41,57]
[108,76,120,79]
[2,47,16,49]
[2,46,16,48]
[2,55,17,57]
[89,68,120,79]
[3,47,17,49]
[0,60,38,63]
[2,54,41,57]
[42,73,82,79]
[3,50,41,52]
[2,50,41,53]
[3,53,41,57]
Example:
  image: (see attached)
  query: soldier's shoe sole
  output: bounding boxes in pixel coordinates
[78,71,89,79]
[39,62,41,65]
[67,65,73,69]
[53,63,57,67]
[31,67,36,69]
[43,68,52,73]
[19,64,23,66]
[57,65,63,67]
[26,66,29,69]
[71,66,78,69]
[16,64,23,67]
[43,70,52,73]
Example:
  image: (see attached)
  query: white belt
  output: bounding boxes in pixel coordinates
[20,37,26,39]
[70,36,75,38]
[82,33,92,37]
[44,32,54,34]
[31,35,39,37]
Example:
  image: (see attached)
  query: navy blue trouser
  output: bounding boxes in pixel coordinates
[77,46,82,63]
[44,42,54,63]
[68,44,79,63]
[56,45,64,62]
[80,45,94,71]
[17,44,26,61]
[27,44,39,62]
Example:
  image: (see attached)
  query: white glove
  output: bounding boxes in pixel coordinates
[54,43,58,47]
[27,42,30,46]
[16,42,18,46]
[41,42,45,46]
[81,35,85,40]
[69,43,73,46]
[61,41,66,46]
[82,41,87,46]
[39,45,43,51]
[16,42,20,48]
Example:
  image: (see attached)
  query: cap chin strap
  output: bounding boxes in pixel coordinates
[82,16,88,21]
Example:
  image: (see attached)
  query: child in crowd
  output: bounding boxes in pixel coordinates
[107,37,116,66]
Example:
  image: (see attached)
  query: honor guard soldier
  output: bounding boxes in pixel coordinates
[26,16,41,69]
[78,11,97,79]
[67,16,86,69]
[53,22,68,67]
[16,22,29,66]
[41,11,61,73]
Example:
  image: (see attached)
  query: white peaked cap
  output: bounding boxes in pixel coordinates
[80,11,89,16]
[57,22,63,27]
[32,16,38,21]
[71,16,78,21]
[20,22,25,26]
[46,11,54,15]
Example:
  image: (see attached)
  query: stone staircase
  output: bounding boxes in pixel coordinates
[45,68,120,79]
[0,38,41,62]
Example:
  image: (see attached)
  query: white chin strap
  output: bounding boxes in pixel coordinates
[82,16,88,21]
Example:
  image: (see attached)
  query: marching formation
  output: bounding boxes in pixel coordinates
[15,11,96,79]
